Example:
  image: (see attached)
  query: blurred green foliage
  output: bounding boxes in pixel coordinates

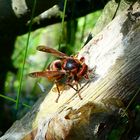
[4,10,102,118]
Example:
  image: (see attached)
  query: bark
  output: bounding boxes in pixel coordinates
[1,1,140,140]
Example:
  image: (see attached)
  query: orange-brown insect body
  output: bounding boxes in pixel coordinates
[29,45,90,102]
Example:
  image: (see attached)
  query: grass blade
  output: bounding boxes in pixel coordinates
[16,0,37,109]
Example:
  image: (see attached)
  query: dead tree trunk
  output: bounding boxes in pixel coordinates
[1,1,140,140]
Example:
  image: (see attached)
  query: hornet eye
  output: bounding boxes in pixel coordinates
[55,62,62,69]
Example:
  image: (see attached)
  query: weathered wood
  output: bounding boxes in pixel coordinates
[1,1,140,140]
